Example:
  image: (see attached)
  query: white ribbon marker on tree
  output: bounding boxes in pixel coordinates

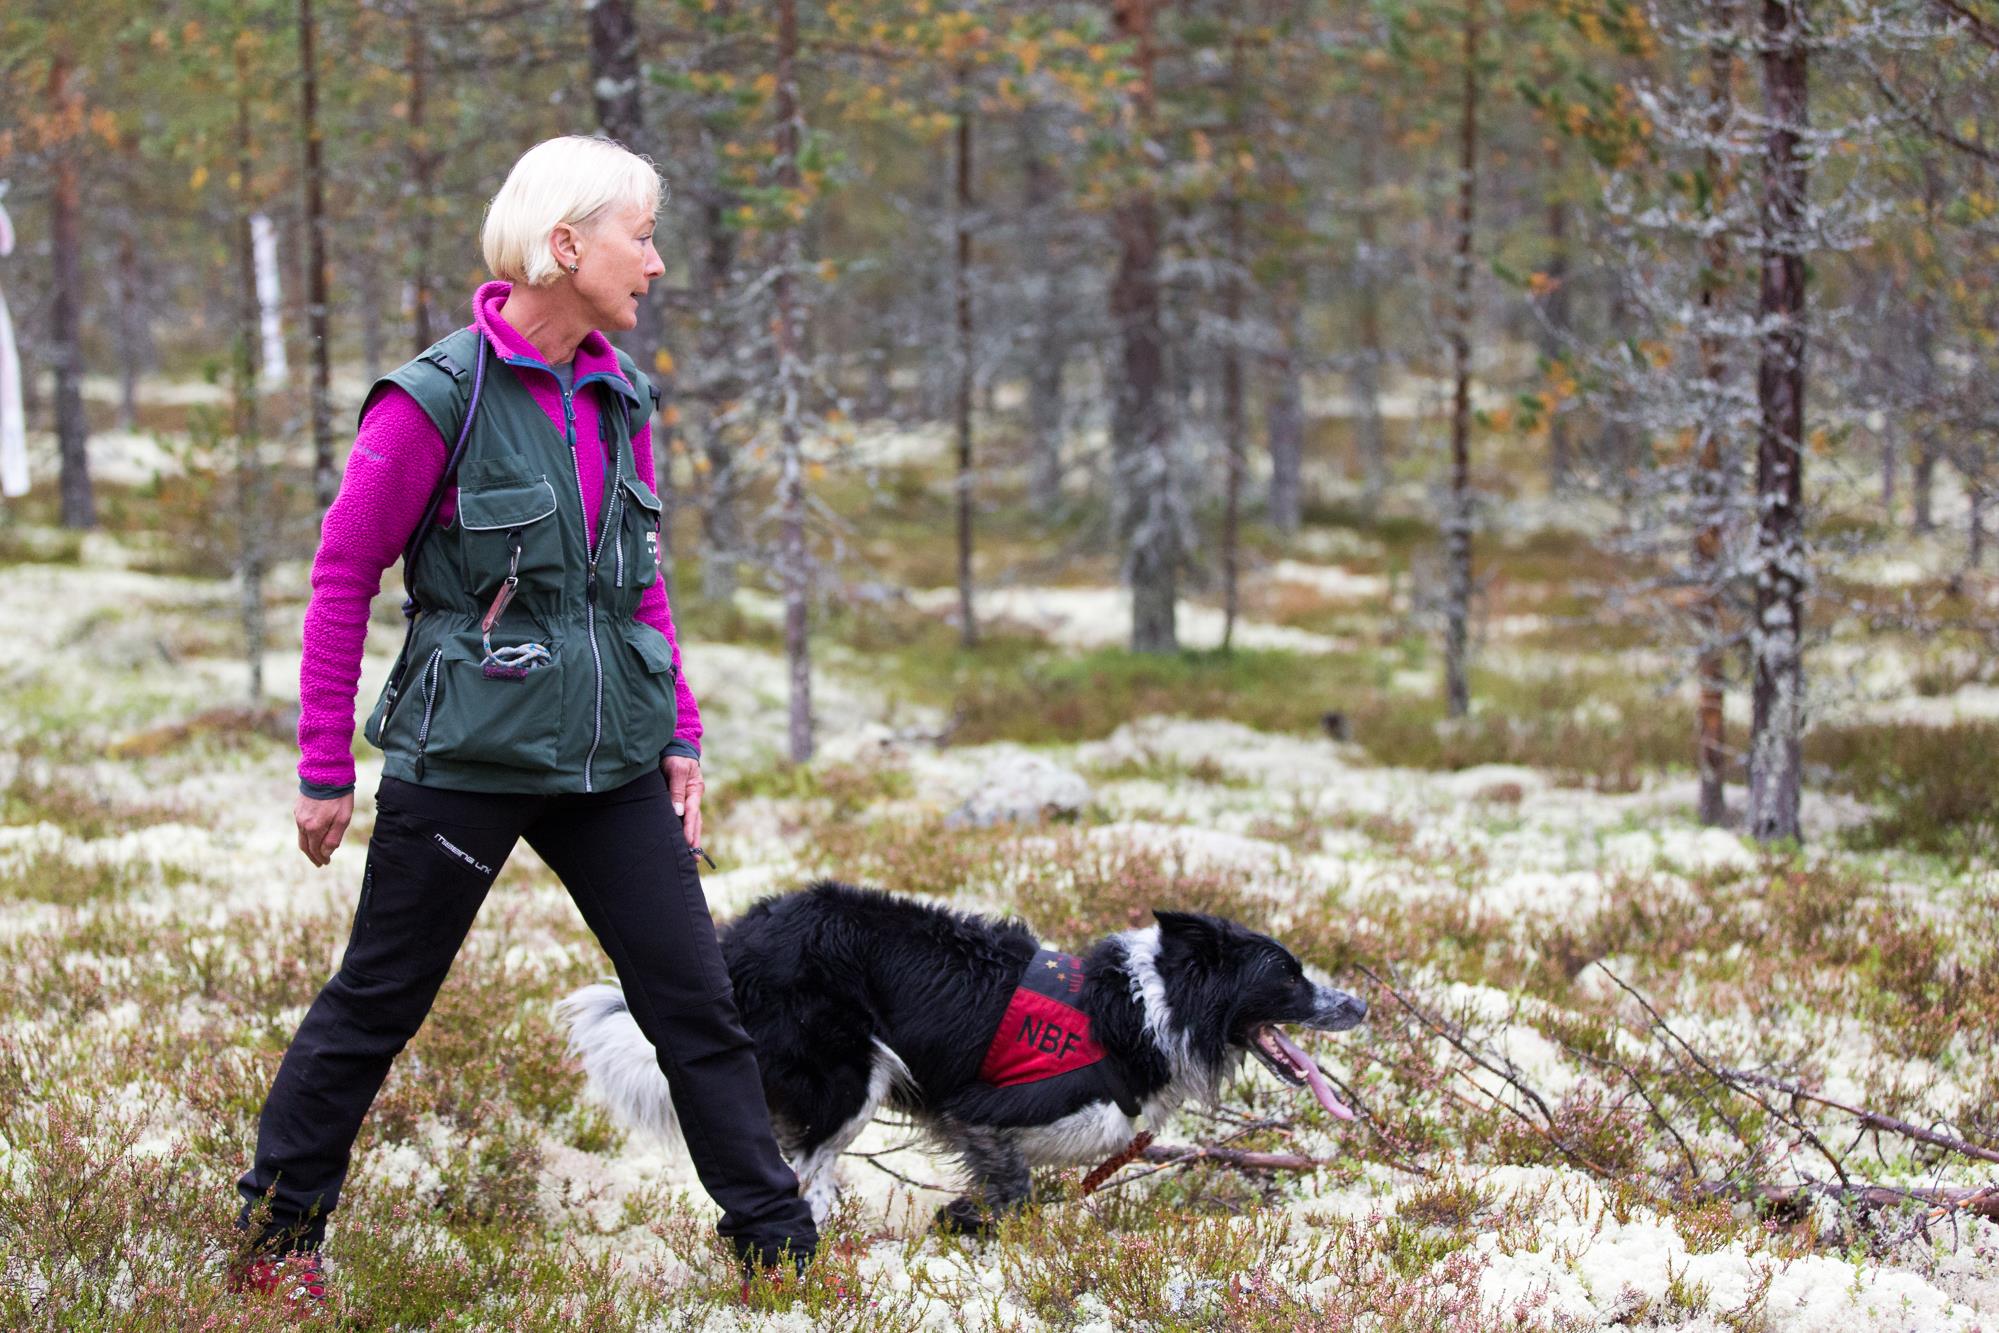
[251,212,287,390]
[0,194,28,498]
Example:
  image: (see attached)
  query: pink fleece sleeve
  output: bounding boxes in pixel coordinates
[297,387,448,793]
[630,421,705,759]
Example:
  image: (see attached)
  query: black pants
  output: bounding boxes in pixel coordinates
[236,770,816,1266]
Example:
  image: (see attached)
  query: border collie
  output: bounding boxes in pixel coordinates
[557,881,1366,1230]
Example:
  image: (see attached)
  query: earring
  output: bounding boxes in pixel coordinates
[567,263,579,274]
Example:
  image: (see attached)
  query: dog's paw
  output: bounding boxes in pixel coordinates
[934,1195,998,1236]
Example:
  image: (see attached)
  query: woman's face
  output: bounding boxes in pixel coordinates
[569,199,663,333]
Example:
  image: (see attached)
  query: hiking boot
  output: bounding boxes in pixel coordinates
[232,1251,328,1315]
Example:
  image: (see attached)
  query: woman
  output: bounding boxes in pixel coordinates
[233,136,816,1305]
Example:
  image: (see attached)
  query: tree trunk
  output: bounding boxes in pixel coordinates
[1266,291,1304,534]
[1748,0,1809,845]
[1353,103,1388,509]
[407,14,436,353]
[1443,0,1483,721]
[1220,31,1247,653]
[1971,478,1989,570]
[1693,15,1739,828]
[300,0,337,515]
[116,220,144,433]
[774,0,814,762]
[1911,294,1937,533]
[1540,138,1573,494]
[954,64,978,648]
[1912,441,1937,532]
[591,0,664,377]
[1023,110,1067,513]
[1599,273,1639,489]
[50,56,94,530]
[235,59,267,705]
[359,254,385,383]
[115,128,148,434]
[1110,0,1178,654]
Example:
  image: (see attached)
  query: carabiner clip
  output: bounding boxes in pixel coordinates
[481,531,524,635]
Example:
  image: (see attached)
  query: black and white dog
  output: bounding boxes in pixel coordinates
[557,881,1366,1230]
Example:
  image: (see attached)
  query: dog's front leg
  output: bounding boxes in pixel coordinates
[936,1124,1030,1235]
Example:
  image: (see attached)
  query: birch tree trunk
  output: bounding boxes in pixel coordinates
[774,0,814,761]
[1748,0,1810,844]
[235,60,267,705]
[50,55,94,530]
[1443,0,1483,721]
[300,0,337,515]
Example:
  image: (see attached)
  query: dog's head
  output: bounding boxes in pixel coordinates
[1148,909,1366,1120]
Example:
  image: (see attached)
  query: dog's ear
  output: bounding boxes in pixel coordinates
[1154,909,1226,963]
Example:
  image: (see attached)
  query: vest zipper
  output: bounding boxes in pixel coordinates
[411,647,443,781]
[565,385,623,793]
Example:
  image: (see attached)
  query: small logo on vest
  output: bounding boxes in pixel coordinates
[432,833,492,876]
[645,530,659,567]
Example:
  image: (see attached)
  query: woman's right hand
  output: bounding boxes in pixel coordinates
[296,793,355,867]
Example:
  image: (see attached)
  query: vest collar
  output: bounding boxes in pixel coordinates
[471,280,643,407]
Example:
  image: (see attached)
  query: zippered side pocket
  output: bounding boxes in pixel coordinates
[411,647,443,780]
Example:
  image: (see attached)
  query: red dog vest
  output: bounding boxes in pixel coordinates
[979,949,1109,1085]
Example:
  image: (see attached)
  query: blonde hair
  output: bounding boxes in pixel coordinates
[481,136,663,287]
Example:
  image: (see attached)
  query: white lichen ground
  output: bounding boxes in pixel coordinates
[3,532,1996,1332]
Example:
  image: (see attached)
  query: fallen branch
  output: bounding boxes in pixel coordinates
[840,1147,955,1194]
[1728,1180,1999,1239]
[1358,964,1617,1180]
[1139,1142,1322,1172]
[1717,1067,1999,1168]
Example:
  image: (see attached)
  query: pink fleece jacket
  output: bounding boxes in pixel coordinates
[297,281,700,794]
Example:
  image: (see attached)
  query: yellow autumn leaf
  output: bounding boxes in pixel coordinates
[662,404,682,427]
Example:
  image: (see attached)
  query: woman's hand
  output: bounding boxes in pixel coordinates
[296,793,354,867]
[665,755,705,853]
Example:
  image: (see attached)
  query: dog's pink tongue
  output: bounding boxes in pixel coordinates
[1269,1028,1355,1121]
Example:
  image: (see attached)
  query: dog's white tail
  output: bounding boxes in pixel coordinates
[554,983,681,1145]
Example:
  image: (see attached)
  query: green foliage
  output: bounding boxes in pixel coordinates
[1809,720,1999,862]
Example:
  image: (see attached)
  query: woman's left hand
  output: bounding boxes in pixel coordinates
[665,754,705,853]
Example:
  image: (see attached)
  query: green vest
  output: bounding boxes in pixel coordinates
[361,326,673,794]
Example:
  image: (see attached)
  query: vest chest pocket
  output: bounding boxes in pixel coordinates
[457,476,562,601]
[615,473,663,594]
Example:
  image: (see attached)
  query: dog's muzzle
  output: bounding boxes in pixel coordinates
[1309,986,1367,1032]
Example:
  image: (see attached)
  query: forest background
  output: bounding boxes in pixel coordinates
[3,0,1999,1328]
